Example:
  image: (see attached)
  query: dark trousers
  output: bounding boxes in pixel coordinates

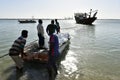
[49,55,58,74]
[38,33,44,47]
[47,55,58,80]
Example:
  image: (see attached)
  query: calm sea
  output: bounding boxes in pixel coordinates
[0,19,120,80]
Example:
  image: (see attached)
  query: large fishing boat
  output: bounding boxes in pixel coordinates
[74,9,98,25]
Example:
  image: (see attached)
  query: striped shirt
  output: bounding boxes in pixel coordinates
[9,36,26,56]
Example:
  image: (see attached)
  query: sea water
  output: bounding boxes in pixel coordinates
[0,19,120,80]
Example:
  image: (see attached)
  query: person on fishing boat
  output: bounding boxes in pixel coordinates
[37,19,45,49]
[9,30,28,71]
[55,19,60,33]
[46,20,58,36]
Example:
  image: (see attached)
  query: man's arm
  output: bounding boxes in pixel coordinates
[21,40,27,56]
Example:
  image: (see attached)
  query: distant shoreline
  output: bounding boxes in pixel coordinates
[0,18,73,20]
[0,18,120,20]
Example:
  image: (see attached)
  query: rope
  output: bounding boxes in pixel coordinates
[0,53,8,58]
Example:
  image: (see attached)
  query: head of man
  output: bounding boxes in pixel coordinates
[21,30,28,38]
[51,20,54,24]
[55,19,57,22]
[38,19,42,24]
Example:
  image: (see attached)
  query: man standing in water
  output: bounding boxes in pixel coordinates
[48,32,59,80]
[9,30,28,72]
[46,20,59,79]
[37,19,45,48]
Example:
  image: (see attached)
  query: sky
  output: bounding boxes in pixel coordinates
[0,0,120,19]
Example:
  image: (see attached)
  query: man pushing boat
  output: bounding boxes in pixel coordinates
[9,30,28,72]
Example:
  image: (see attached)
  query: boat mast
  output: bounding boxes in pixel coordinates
[32,16,35,20]
[89,9,92,18]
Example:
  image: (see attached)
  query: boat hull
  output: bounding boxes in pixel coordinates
[23,37,70,63]
[18,20,36,23]
[75,16,97,25]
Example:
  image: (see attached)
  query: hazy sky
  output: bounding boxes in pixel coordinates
[0,0,120,19]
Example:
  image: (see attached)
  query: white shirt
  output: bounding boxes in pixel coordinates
[37,24,44,37]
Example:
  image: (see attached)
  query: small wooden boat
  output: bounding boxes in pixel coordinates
[18,19,36,23]
[74,9,98,25]
[22,33,70,63]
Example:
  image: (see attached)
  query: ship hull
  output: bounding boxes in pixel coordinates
[18,20,36,23]
[75,16,97,25]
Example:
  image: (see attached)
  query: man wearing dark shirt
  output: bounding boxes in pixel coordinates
[46,20,58,36]
[55,19,60,33]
